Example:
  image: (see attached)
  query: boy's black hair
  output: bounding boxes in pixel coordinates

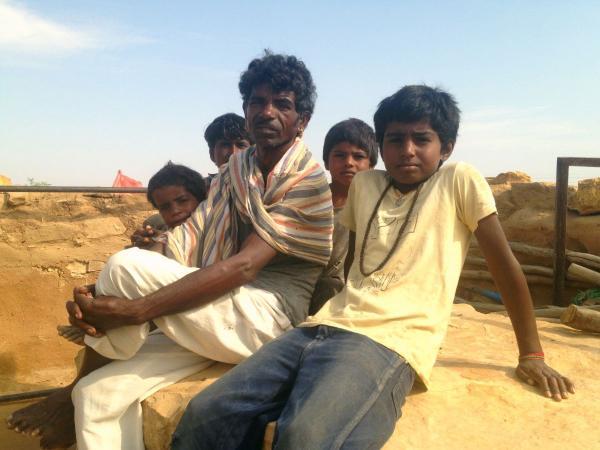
[322,118,378,168]
[373,85,461,150]
[204,113,253,161]
[147,162,206,208]
[239,50,317,117]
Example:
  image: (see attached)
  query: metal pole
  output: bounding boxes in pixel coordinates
[0,186,147,193]
[0,388,60,404]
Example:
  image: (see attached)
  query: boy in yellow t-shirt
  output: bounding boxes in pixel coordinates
[171,85,574,450]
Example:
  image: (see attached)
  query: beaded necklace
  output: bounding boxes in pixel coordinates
[358,180,423,277]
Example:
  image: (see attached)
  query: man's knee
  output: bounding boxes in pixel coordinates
[102,248,148,281]
[96,248,155,297]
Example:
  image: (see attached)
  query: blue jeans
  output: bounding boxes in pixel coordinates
[172,326,415,450]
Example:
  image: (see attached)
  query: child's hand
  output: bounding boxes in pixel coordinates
[130,225,155,248]
[516,359,574,401]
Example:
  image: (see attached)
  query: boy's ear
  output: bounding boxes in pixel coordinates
[441,142,454,161]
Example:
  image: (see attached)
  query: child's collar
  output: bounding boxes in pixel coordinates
[387,166,440,194]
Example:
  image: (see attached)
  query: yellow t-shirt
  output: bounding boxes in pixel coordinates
[301,162,497,387]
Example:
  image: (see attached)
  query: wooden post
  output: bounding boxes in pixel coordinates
[553,158,569,306]
[552,157,600,306]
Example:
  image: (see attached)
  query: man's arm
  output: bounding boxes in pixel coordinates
[474,213,574,401]
[67,232,277,334]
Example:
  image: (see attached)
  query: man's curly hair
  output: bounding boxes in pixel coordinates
[239,51,317,116]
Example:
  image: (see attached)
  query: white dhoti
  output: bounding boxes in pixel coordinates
[71,247,291,450]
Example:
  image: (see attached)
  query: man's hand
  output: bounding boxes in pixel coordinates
[516,359,575,401]
[65,285,102,337]
[66,285,143,336]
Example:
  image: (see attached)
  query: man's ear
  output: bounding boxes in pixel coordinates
[441,141,454,161]
[299,112,311,130]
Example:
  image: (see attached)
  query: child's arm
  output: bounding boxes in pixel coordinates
[344,231,356,281]
[474,213,575,401]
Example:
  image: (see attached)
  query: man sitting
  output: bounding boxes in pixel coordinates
[7,51,332,450]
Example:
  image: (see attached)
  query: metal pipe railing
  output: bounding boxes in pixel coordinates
[0,388,60,404]
[0,186,147,193]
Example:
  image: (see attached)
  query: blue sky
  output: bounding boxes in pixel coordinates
[1,0,599,186]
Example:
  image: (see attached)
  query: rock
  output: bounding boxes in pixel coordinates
[490,183,516,217]
[569,178,600,216]
[87,260,105,273]
[21,217,126,245]
[488,171,532,185]
[501,208,555,248]
[142,363,234,450]
[510,182,557,210]
[65,261,87,277]
[80,217,126,239]
[6,195,28,208]
[141,305,600,450]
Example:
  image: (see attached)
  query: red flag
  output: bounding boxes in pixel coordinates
[112,170,143,188]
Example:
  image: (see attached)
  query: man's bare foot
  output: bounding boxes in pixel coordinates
[6,386,76,449]
[57,325,85,346]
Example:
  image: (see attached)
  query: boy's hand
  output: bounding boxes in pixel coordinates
[516,359,574,401]
[130,225,156,248]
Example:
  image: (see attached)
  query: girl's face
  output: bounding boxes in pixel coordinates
[151,185,199,228]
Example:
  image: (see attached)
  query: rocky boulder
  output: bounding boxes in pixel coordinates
[569,178,600,216]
